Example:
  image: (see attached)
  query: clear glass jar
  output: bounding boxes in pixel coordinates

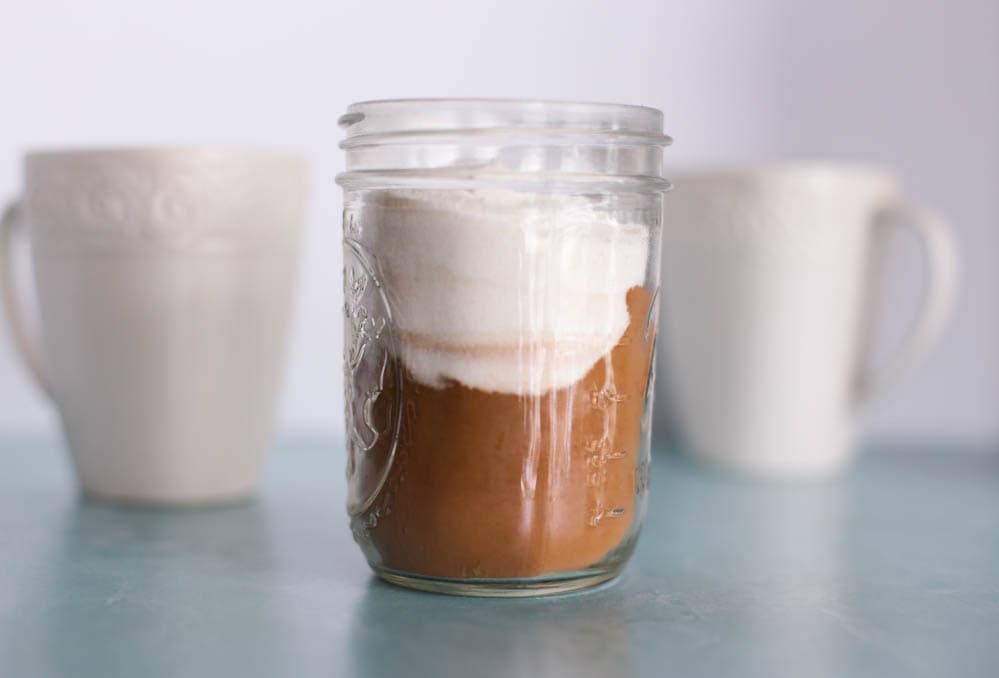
[337,99,670,596]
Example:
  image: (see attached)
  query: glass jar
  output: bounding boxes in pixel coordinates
[337,99,671,596]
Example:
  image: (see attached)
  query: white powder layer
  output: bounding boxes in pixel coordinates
[358,189,649,395]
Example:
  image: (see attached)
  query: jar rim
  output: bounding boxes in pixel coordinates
[339,98,671,147]
[342,97,664,117]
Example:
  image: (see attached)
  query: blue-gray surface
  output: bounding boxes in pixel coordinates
[0,437,997,678]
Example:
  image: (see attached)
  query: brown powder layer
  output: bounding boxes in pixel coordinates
[351,287,655,579]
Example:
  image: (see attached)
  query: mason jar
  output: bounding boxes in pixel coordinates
[337,99,671,596]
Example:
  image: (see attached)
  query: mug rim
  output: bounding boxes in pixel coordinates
[23,145,306,166]
[667,160,898,190]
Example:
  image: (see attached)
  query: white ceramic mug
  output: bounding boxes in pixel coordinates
[1,148,308,503]
[658,163,958,478]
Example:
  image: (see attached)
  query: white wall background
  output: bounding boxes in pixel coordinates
[1,0,996,443]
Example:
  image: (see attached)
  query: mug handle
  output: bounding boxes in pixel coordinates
[1,199,54,399]
[854,199,959,406]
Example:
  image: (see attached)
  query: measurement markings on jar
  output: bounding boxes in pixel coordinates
[585,439,627,488]
[590,387,626,409]
[590,507,627,526]
[586,363,629,527]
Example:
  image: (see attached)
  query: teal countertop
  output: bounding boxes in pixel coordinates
[1,437,997,677]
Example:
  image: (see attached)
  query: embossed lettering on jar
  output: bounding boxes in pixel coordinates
[337,99,671,596]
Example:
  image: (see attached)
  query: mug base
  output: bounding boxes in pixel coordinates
[80,484,258,508]
[686,447,853,481]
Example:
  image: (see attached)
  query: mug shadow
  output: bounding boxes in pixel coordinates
[637,447,855,675]
[1,496,293,677]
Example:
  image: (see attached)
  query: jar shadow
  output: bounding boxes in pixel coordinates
[347,576,636,677]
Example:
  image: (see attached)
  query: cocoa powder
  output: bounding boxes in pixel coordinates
[351,287,655,579]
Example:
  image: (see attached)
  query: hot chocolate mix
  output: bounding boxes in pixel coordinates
[345,190,656,579]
